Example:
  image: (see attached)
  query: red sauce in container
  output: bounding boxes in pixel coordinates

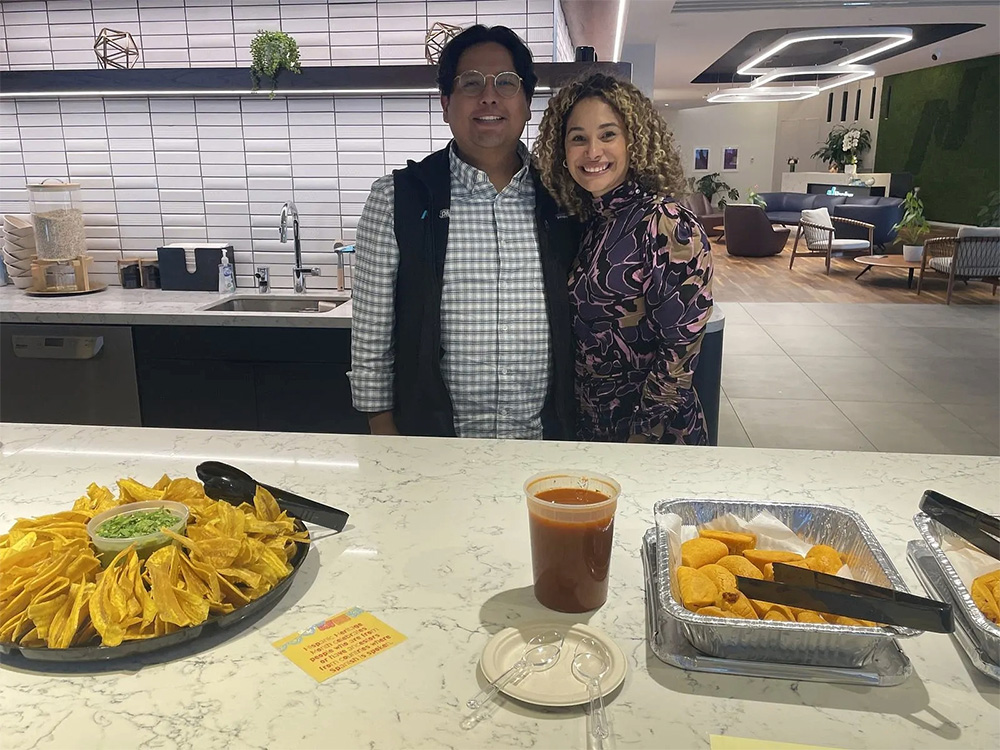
[526,481,618,613]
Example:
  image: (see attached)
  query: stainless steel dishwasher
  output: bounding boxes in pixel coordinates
[0,323,141,426]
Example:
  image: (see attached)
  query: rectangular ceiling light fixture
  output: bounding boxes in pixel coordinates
[749,65,876,91]
[737,27,913,75]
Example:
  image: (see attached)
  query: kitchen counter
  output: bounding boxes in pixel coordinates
[0,286,354,328]
[0,423,997,750]
[0,286,726,333]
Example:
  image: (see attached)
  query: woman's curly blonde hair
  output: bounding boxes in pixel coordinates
[532,73,686,219]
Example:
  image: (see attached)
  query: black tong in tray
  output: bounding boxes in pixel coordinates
[919,489,1000,560]
[736,563,954,633]
[196,461,349,532]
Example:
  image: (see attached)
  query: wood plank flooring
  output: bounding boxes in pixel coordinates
[710,235,1000,305]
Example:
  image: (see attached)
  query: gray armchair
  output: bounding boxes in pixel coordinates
[789,207,874,274]
[918,227,1000,304]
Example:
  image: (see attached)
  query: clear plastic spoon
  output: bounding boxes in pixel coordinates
[572,636,612,740]
[460,632,564,730]
[466,629,564,709]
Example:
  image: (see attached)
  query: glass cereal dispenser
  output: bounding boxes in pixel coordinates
[27,181,87,261]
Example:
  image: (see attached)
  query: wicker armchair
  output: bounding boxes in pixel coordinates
[918,228,1000,304]
[789,215,875,274]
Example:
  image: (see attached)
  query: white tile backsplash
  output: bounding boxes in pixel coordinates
[2,0,565,289]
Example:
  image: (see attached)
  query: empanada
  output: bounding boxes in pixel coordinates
[698,529,757,555]
[806,544,844,574]
[971,576,1000,624]
[796,611,827,624]
[742,549,804,573]
[719,592,758,619]
[716,555,764,580]
[677,566,718,610]
[681,537,728,568]
[749,599,795,620]
[763,610,790,622]
[697,563,740,603]
[695,605,740,618]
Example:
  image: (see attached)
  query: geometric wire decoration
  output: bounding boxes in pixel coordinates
[425,22,463,65]
[94,28,140,70]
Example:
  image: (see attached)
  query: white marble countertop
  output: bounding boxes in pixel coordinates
[0,423,996,750]
[0,286,354,328]
[0,286,725,333]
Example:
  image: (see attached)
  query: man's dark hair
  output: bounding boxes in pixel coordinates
[436,25,537,102]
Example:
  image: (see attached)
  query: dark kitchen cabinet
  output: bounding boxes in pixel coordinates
[133,325,366,434]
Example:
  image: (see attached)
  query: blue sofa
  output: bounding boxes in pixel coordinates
[756,192,904,248]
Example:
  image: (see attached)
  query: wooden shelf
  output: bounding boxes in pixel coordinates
[0,61,631,98]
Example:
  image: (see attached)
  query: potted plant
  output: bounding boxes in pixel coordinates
[746,186,767,209]
[250,30,302,99]
[695,172,740,208]
[893,189,931,262]
[812,124,871,172]
[977,189,1000,227]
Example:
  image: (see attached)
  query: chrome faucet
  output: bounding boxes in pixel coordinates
[254,266,270,294]
[279,201,320,293]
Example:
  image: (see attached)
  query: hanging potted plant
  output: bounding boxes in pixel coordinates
[812,124,871,172]
[893,189,931,262]
[249,30,302,99]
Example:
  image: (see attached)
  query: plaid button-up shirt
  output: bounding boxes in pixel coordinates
[349,142,552,439]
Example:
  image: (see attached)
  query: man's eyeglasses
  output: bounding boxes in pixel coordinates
[452,70,523,99]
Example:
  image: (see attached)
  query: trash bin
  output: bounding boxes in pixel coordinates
[693,305,725,446]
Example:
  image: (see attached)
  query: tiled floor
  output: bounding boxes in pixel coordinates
[715,302,1000,456]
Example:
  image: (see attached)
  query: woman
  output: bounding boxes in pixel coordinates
[533,73,713,444]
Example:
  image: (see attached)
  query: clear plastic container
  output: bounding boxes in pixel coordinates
[27,181,86,260]
[524,471,621,613]
[86,500,190,567]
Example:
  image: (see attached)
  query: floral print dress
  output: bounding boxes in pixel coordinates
[569,180,714,444]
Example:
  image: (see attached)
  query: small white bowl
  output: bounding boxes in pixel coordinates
[5,233,36,251]
[3,244,35,261]
[3,215,33,237]
[4,257,34,272]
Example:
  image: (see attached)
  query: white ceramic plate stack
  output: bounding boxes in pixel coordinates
[3,215,37,289]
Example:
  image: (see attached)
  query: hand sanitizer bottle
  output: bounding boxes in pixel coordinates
[218,253,236,294]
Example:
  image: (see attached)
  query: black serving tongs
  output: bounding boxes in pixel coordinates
[196,461,349,532]
[919,489,1000,560]
[736,563,954,633]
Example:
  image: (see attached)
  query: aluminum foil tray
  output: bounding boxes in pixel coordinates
[643,528,912,686]
[913,511,1000,665]
[907,539,999,682]
[654,498,919,669]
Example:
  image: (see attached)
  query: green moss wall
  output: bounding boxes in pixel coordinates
[875,55,999,224]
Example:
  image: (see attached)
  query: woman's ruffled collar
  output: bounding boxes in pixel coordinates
[591,178,652,217]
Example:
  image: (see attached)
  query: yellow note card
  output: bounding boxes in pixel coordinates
[711,736,844,750]
[273,607,407,682]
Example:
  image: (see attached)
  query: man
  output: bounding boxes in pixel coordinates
[349,25,578,439]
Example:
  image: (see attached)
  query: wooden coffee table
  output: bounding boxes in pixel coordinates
[854,254,922,288]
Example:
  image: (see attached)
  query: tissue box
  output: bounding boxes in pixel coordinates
[157,244,234,291]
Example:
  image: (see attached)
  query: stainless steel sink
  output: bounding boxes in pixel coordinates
[200,295,349,313]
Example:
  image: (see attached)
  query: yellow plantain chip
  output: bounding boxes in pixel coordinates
[0,542,54,575]
[145,546,209,628]
[194,538,242,569]
[253,485,281,523]
[28,593,71,640]
[117,478,166,504]
[161,477,206,504]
